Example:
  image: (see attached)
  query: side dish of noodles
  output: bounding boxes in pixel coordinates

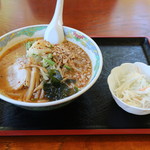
[0,39,92,103]
[115,72,150,109]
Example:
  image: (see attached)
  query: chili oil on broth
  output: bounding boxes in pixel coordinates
[0,38,92,102]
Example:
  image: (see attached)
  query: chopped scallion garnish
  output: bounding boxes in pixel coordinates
[25,41,34,51]
[74,86,79,92]
[64,65,72,70]
[48,53,53,59]
[43,58,55,67]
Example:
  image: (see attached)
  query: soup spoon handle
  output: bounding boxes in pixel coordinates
[44,0,64,44]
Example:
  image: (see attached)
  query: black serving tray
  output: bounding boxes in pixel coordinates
[0,37,150,136]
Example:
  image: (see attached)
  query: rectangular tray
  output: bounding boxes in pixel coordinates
[1,37,150,136]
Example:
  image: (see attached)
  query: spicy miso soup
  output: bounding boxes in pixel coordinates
[0,39,92,102]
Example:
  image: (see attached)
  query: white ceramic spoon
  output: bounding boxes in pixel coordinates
[44,0,64,44]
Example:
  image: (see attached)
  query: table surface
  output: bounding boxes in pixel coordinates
[0,0,150,149]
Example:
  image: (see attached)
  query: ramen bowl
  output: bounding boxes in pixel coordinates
[0,24,103,110]
[107,62,150,115]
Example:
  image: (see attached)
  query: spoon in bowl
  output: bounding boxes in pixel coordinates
[44,0,64,44]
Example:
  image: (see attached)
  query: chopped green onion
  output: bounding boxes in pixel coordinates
[64,65,72,70]
[43,58,55,67]
[47,44,53,48]
[48,53,53,59]
[32,53,38,57]
[32,53,42,60]
[31,98,36,101]
[74,86,79,93]
[25,41,34,51]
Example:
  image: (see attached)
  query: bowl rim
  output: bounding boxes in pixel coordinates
[0,24,103,107]
[107,62,150,111]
